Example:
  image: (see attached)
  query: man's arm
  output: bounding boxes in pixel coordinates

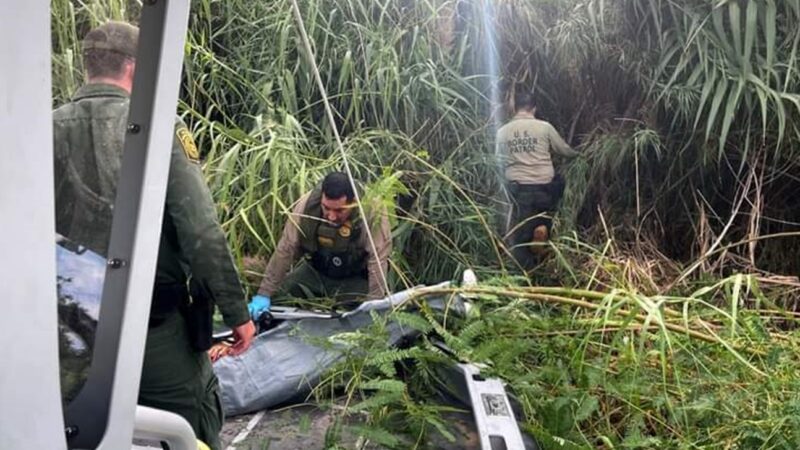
[165,123,250,329]
[256,194,308,297]
[363,206,392,300]
[547,123,579,158]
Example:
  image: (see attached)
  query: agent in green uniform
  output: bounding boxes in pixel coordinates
[249,172,392,317]
[53,22,255,450]
[496,90,579,270]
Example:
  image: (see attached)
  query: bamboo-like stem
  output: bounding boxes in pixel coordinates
[409,286,770,360]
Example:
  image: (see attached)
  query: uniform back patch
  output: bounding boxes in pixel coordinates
[177,128,200,162]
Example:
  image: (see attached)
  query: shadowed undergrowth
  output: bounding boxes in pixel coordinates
[49,0,800,448]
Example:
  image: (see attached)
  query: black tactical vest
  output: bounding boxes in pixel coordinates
[298,188,368,278]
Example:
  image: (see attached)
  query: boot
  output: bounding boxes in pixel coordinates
[530,225,549,257]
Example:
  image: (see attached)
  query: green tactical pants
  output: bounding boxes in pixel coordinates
[138,313,223,450]
[276,261,369,309]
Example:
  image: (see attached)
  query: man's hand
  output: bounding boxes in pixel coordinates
[248,294,271,320]
[208,342,233,362]
[229,320,256,356]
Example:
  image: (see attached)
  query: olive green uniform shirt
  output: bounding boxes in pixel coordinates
[495,114,578,184]
[257,192,392,300]
[53,83,249,328]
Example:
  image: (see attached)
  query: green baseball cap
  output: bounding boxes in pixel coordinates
[82,21,139,58]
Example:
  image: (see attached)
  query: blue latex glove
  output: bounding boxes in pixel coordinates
[248,294,271,320]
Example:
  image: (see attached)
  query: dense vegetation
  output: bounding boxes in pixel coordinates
[51,1,800,448]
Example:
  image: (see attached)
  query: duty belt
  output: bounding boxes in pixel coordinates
[149,282,188,328]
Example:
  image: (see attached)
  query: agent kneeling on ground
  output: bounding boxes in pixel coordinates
[496,89,579,270]
[248,172,392,318]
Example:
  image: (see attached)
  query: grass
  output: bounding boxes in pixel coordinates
[49,0,800,448]
[311,241,800,449]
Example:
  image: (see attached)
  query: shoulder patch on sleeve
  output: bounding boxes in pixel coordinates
[177,128,200,162]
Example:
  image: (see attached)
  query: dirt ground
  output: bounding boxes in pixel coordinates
[221,403,360,450]
[220,401,484,450]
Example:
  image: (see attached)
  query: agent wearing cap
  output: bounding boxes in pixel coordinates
[53,21,255,450]
[248,171,392,317]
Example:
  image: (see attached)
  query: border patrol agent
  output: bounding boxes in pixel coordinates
[249,172,392,317]
[496,90,579,270]
[53,22,255,450]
